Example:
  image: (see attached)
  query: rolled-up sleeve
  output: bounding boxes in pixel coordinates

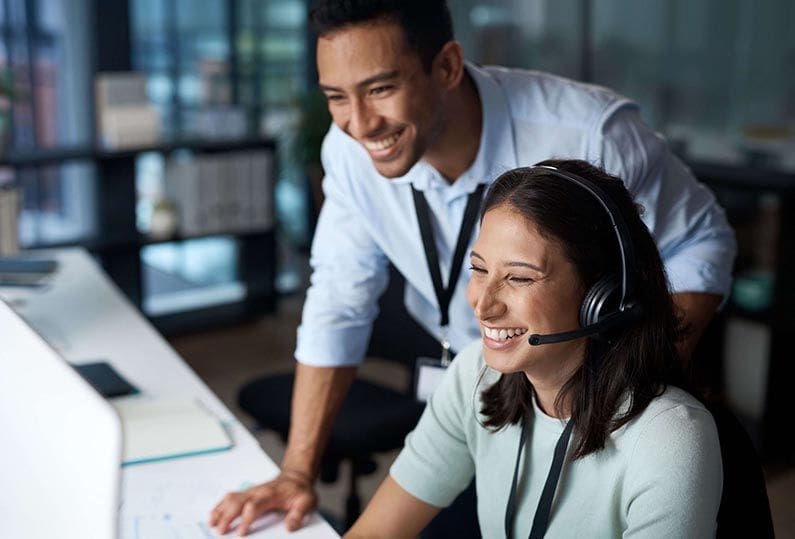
[294,133,390,367]
[595,106,737,301]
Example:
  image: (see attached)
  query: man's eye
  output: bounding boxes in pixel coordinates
[369,85,393,96]
[325,94,345,102]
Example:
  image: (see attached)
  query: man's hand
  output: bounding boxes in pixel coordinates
[210,364,356,535]
[209,470,317,536]
[672,291,722,365]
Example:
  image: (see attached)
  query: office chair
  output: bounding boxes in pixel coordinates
[238,265,435,530]
[689,315,774,538]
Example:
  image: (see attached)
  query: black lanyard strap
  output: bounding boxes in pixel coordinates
[411,183,485,329]
[505,418,575,539]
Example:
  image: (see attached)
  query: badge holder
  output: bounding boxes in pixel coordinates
[414,330,452,402]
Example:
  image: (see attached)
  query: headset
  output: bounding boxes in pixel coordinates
[526,165,642,346]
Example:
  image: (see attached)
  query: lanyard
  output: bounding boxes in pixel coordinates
[505,418,574,539]
[411,183,485,365]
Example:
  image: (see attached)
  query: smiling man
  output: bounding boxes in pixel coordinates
[209,1,736,536]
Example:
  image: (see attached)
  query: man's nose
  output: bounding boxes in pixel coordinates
[347,98,381,139]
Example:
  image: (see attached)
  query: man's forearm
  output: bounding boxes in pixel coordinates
[672,291,722,365]
[281,362,358,479]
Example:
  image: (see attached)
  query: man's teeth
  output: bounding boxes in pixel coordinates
[483,327,528,341]
[364,131,401,151]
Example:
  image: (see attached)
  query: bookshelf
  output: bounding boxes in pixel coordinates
[5,136,279,333]
[0,0,306,333]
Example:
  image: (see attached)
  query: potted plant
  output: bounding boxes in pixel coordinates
[295,88,331,214]
[0,69,15,158]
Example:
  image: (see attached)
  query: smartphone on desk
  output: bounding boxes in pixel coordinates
[73,361,139,398]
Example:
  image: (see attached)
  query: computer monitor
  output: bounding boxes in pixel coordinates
[0,299,122,539]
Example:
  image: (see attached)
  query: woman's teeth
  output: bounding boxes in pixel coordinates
[483,327,527,341]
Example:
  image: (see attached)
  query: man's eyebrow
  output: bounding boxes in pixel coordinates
[319,70,400,93]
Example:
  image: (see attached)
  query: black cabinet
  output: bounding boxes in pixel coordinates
[692,161,795,460]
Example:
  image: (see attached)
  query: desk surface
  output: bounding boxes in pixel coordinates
[6,248,338,539]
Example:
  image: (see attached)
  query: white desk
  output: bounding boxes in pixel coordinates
[5,248,338,539]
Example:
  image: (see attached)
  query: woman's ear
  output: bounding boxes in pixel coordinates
[432,41,465,91]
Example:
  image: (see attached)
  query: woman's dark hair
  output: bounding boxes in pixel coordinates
[479,160,686,459]
[309,0,454,71]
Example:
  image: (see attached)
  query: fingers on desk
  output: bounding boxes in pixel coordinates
[285,495,315,532]
[209,490,256,535]
[208,484,284,536]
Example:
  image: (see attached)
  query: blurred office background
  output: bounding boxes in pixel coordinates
[0,0,793,535]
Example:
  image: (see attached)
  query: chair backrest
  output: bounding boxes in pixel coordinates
[367,265,442,388]
[0,300,123,539]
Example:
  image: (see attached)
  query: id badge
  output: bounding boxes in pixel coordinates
[414,357,449,402]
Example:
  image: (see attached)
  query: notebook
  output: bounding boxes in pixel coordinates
[0,257,57,286]
[0,299,122,539]
[113,397,233,465]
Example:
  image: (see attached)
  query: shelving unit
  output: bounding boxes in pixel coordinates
[691,159,795,460]
[3,136,279,333]
[0,0,284,334]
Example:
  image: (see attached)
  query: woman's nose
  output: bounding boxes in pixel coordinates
[472,281,505,321]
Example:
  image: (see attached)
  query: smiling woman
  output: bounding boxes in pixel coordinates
[344,160,723,539]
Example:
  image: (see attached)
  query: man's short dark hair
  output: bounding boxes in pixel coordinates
[309,0,454,71]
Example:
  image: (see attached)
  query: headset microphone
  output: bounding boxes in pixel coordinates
[527,304,642,346]
[522,165,642,347]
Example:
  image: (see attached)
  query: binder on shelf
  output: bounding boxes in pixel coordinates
[112,397,233,465]
[218,153,249,232]
[197,155,222,234]
[249,150,274,232]
[0,186,20,256]
[161,146,275,239]
[164,157,201,237]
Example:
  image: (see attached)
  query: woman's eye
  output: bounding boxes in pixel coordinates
[509,276,534,284]
[468,265,486,274]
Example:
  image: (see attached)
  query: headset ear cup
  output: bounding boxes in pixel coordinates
[579,275,621,328]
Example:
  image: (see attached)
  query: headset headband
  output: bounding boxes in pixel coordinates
[532,165,636,312]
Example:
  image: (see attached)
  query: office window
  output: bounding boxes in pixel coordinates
[591,0,795,169]
[130,0,311,311]
[450,1,795,171]
[141,236,244,316]
[236,0,311,249]
[451,0,582,79]
[0,0,95,246]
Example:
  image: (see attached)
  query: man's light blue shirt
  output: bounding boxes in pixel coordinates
[295,63,736,367]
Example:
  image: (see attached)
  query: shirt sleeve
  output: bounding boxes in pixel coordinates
[294,131,390,367]
[389,344,478,507]
[594,105,737,301]
[622,404,723,538]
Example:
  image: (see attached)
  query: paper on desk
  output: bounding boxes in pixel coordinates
[120,479,338,538]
